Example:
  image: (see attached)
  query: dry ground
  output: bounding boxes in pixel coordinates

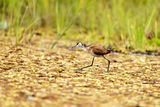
[0,36,160,107]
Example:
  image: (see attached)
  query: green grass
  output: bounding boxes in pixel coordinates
[0,0,160,49]
[51,0,80,48]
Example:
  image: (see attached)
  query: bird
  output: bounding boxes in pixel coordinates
[69,42,111,72]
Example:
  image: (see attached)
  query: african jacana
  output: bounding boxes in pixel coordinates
[70,42,111,72]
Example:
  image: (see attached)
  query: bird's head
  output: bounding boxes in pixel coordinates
[68,42,87,50]
[75,42,86,48]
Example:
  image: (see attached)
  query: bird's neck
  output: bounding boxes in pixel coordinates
[80,46,88,52]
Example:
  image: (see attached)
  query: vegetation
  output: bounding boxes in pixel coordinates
[0,0,160,49]
[0,0,160,107]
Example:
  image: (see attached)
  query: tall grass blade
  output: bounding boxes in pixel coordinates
[51,15,78,48]
[144,8,156,33]
[51,1,80,48]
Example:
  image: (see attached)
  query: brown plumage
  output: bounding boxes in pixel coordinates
[87,45,111,56]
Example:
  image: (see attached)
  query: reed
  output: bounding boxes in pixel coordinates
[0,0,159,48]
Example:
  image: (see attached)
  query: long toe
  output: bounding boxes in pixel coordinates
[74,68,83,71]
[106,70,110,73]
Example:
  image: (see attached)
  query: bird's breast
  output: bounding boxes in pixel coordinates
[89,50,102,57]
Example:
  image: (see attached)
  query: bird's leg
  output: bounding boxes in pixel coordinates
[102,56,110,72]
[74,57,95,71]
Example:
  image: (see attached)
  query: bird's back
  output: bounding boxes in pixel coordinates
[87,45,111,56]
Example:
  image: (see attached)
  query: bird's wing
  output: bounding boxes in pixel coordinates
[88,45,108,55]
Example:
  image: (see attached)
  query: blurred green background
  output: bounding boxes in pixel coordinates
[0,0,160,49]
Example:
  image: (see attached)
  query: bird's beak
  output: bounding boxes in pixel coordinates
[68,45,76,50]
